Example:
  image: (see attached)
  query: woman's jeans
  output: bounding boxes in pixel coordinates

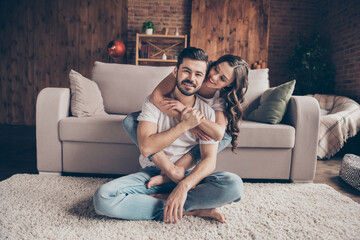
[93,166,243,220]
[122,111,232,163]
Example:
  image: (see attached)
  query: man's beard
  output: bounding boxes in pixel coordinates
[176,73,198,96]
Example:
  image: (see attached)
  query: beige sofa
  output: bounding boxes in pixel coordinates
[36,62,320,182]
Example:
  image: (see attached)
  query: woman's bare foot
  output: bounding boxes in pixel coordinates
[146,174,171,188]
[184,209,226,223]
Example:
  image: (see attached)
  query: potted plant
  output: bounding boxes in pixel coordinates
[288,33,335,95]
[142,20,155,35]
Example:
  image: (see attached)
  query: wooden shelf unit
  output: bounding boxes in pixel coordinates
[135,33,187,65]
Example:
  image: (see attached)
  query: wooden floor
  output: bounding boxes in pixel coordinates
[1,124,359,203]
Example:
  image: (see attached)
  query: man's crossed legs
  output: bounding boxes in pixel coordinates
[93,166,243,223]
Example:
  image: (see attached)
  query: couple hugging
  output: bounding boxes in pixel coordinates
[93,47,249,224]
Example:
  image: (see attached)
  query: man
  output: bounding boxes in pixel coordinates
[93,47,243,224]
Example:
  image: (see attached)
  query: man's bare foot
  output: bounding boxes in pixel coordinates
[149,193,170,200]
[146,174,171,188]
[184,209,226,223]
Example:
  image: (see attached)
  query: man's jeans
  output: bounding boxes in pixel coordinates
[93,166,243,221]
[122,111,232,163]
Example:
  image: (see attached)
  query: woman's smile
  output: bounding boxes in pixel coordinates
[205,76,218,87]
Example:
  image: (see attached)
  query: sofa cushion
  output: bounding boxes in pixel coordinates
[237,120,295,148]
[244,68,270,116]
[91,62,174,115]
[59,117,295,148]
[59,115,133,144]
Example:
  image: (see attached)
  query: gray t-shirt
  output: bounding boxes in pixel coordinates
[137,95,218,169]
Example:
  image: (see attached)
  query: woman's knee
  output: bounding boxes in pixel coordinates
[218,132,232,152]
[122,111,141,146]
[122,112,138,130]
[223,131,232,142]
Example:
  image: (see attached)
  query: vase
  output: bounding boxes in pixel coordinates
[145,28,153,35]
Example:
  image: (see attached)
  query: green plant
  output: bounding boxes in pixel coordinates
[288,33,335,95]
[142,20,155,31]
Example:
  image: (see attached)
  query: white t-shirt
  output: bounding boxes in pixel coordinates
[137,95,218,169]
[197,90,225,112]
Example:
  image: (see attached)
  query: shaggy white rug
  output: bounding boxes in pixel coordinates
[0,174,359,240]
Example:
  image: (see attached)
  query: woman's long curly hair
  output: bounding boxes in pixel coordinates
[212,55,249,152]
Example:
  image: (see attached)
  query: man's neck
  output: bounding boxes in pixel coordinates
[173,87,196,108]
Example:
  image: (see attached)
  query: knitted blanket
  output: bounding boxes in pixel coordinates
[309,94,360,159]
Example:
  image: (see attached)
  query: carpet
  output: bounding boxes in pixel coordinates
[1,174,359,240]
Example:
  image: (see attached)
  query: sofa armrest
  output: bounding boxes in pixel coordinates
[287,96,320,182]
[36,87,70,174]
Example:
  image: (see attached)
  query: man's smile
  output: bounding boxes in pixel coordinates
[181,80,196,88]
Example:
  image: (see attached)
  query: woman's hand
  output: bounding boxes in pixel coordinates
[161,98,186,113]
[190,127,213,141]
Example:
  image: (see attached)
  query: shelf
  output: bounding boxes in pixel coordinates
[138,59,178,63]
[137,34,187,39]
[135,33,187,66]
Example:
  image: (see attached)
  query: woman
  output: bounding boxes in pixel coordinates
[123,55,249,187]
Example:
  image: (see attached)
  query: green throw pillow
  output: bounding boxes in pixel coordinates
[247,80,296,124]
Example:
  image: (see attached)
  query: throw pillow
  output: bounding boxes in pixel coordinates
[247,80,296,124]
[69,69,107,117]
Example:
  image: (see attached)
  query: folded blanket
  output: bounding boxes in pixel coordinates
[308,94,360,159]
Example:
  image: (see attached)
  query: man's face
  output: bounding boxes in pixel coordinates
[175,58,207,96]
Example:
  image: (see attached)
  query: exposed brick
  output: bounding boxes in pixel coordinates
[127,0,359,102]
[318,0,360,102]
[127,0,191,64]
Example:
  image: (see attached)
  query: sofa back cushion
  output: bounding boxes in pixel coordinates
[92,62,269,115]
[244,68,270,116]
[92,61,174,114]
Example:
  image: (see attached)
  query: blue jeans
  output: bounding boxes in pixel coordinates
[93,166,243,220]
[122,111,232,163]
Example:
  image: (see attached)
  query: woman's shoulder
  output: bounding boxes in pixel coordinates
[197,90,224,107]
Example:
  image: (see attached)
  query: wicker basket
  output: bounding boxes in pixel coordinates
[339,154,360,191]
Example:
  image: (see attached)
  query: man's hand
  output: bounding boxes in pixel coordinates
[181,107,204,130]
[163,182,189,224]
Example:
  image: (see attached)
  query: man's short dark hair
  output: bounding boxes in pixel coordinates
[176,47,209,69]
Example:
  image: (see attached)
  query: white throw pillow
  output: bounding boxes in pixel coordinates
[69,69,107,117]
[243,68,270,116]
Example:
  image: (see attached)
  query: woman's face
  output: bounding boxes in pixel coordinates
[204,61,235,89]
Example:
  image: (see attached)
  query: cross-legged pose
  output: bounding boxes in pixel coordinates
[93,47,244,223]
[122,54,249,188]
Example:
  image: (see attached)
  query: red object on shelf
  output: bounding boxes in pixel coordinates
[107,40,126,58]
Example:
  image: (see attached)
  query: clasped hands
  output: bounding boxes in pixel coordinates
[161,98,212,141]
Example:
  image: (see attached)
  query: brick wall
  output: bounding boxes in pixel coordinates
[318,0,360,102]
[262,0,360,101]
[267,0,318,87]
[127,0,192,63]
[127,0,359,102]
